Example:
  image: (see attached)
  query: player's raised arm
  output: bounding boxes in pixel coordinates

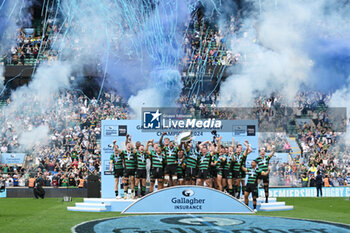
[243,140,252,156]
[216,136,222,153]
[159,132,166,147]
[269,144,276,158]
[127,135,135,150]
[114,140,123,154]
[199,140,209,150]
[232,137,235,148]
[241,165,248,172]
[145,140,153,155]
[109,155,114,172]
[125,134,130,146]
[261,168,270,176]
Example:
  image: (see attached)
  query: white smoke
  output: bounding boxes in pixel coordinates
[0,64,4,89]
[3,62,71,150]
[218,0,347,107]
[18,125,50,150]
[329,81,350,143]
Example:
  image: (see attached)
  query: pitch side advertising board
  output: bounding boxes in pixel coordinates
[259,187,350,198]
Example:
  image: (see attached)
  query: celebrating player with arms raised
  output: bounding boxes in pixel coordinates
[145,140,165,192]
[109,140,124,198]
[120,134,137,199]
[256,145,275,203]
[159,132,179,187]
[241,160,270,212]
[183,140,200,185]
[196,140,214,186]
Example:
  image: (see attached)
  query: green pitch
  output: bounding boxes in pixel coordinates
[0,197,349,233]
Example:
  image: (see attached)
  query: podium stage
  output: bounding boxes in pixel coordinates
[68,186,293,213]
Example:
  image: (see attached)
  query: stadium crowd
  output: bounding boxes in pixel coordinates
[1,25,59,66]
[183,13,241,70]
[0,90,128,188]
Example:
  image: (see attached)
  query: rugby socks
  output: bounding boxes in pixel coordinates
[228,188,233,196]
[241,185,246,197]
[115,190,118,197]
[264,185,269,203]
[141,186,146,196]
[233,186,237,197]
[135,186,138,196]
[237,186,241,198]
[253,197,257,210]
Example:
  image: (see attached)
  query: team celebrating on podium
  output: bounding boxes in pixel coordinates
[110,132,275,211]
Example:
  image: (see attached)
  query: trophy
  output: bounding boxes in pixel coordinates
[177,131,193,145]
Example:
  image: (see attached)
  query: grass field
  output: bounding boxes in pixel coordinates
[0,197,349,233]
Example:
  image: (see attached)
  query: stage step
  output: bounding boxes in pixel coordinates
[259,205,294,212]
[75,202,111,211]
[259,202,285,207]
[83,198,139,203]
[81,198,137,211]
[249,198,277,203]
[67,206,107,212]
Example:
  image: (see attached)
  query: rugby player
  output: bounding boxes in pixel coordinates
[208,139,220,188]
[241,160,270,212]
[225,145,236,196]
[135,144,148,197]
[183,140,200,185]
[109,140,123,198]
[145,139,165,192]
[213,136,225,191]
[120,134,137,199]
[256,145,275,203]
[233,141,252,198]
[176,149,186,185]
[197,140,213,186]
[160,132,179,187]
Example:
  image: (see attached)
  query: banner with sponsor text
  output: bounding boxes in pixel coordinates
[259,187,350,197]
[1,153,26,165]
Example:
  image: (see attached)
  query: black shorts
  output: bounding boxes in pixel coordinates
[114,169,124,178]
[186,167,198,179]
[136,169,147,179]
[222,170,232,179]
[232,170,240,179]
[246,183,258,197]
[217,168,223,176]
[177,169,184,179]
[165,164,177,176]
[258,174,269,183]
[197,169,209,180]
[210,167,217,178]
[124,169,135,177]
[151,167,164,179]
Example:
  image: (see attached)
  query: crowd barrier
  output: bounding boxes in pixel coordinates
[0,187,87,198]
